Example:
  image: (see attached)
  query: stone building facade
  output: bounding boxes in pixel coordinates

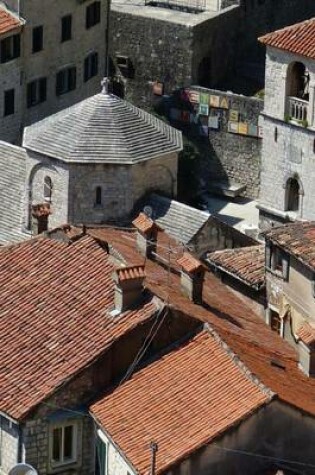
[0,0,108,144]
[163,86,263,199]
[258,19,315,231]
[109,0,315,109]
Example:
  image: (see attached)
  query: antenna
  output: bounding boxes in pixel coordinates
[9,464,38,475]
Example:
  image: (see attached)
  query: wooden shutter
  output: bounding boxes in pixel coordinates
[56,71,63,95]
[39,77,47,102]
[69,67,76,91]
[13,34,20,58]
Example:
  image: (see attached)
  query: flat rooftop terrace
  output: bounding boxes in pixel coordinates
[111,0,239,26]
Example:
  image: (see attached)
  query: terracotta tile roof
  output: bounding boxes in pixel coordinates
[265,221,315,271]
[78,226,315,417]
[91,331,271,474]
[297,322,315,348]
[0,236,157,420]
[0,7,22,35]
[259,18,315,60]
[177,252,203,274]
[132,213,156,234]
[206,245,265,289]
[115,264,146,282]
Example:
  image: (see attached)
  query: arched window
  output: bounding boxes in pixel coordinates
[286,62,310,123]
[44,176,52,202]
[95,186,102,206]
[285,177,300,212]
[286,61,310,100]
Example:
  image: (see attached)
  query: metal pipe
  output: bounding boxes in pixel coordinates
[150,442,158,475]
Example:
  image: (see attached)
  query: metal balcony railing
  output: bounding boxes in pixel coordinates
[287,96,309,123]
[145,0,206,13]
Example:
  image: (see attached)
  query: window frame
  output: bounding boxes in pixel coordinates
[84,51,99,82]
[44,176,53,203]
[56,66,76,96]
[32,25,44,54]
[86,1,101,29]
[4,88,15,117]
[49,422,78,468]
[27,77,47,108]
[61,15,72,43]
[0,34,20,63]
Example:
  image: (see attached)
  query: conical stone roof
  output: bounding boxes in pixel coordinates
[23,91,182,164]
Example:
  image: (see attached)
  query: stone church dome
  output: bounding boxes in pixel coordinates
[23,84,182,164]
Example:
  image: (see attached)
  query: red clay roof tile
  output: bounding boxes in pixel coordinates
[81,226,315,417]
[0,236,157,420]
[132,212,156,234]
[115,264,146,282]
[265,221,315,271]
[0,7,22,35]
[91,331,271,474]
[297,322,315,348]
[177,252,203,274]
[259,18,315,60]
[206,245,265,289]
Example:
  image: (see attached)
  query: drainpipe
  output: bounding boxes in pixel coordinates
[150,442,158,475]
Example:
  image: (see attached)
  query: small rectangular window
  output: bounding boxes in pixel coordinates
[0,34,20,63]
[27,77,47,108]
[56,67,76,96]
[4,89,15,116]
[32,26,43,53]
[84,52,98,82]
[86,2,101,29]
[50,423,77,466]
[61,15,72,42]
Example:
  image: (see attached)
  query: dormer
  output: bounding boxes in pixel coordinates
[259,18,315,128]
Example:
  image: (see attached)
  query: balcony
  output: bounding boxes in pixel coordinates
[286,96,309,125]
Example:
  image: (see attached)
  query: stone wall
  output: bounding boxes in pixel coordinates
[68,153,178,225]
[191,7,240,88]
[0,416,19,475]
[1,0,108,144]
[110,11,194,109]
[164,87,263,199]
[26,151,70,230]
[23,414,94,475]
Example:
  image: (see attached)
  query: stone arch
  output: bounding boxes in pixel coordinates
[286,61,310,101]
[26,162,60,229]
[283,173,304,212]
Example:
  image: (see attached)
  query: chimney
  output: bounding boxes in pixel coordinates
[296,322,315,377]
[132,212,160,258]
[177,253,205,304]
[31,203,51,235]
[113,265,146,313]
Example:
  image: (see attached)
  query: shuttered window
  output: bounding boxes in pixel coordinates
[27,77,47,108]
[86,2,101,29]
[56,67,76,96]
[4,89,15,116]
[84,52,98,82]
[0,34,20,63]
